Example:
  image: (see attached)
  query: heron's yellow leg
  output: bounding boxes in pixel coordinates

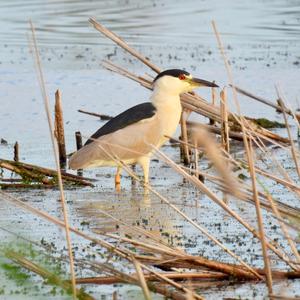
[115,166,122,187]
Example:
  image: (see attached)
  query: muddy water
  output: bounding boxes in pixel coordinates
[1,0,300,299]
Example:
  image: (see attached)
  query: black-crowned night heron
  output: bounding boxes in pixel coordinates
[69,69,218,186]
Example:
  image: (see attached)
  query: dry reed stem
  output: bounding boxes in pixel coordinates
[132,257,152,300]
[75,272,229,284]
[269,296,300,300]
[193,138,199,179]
[232,84,300,121]
[29,21,76,298]
[89,18,160,73]
[140,264,204,300]
[279,91,300,132]
[267,195,300,267]
[106,233,261,280]
[277,92,300,180]
[243,105,300,189]
[244,111,300,199]
[248,141,273,294]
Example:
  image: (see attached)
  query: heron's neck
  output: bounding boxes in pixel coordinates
[150,87,181,109]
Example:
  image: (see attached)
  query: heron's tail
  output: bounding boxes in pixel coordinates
[68,145,94,170]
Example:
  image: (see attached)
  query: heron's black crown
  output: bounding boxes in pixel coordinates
[153,69,190,82]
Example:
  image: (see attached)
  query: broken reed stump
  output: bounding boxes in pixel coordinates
[0,158,93,188]
[13,142,19,162]
[180,110,190,165]
[75,131,83,176]
[75,131,83,150]
[209,84,217,125]
[54,89,67,168]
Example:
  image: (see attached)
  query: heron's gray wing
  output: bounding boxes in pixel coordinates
[84,102,156,145]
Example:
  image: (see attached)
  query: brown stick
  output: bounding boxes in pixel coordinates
[108,233,258,280]
[14,142,19,162]
[188,121,244,141]
[78,109,113,120]
[0,178,23,182]
[0,158,93,186]
[0,160,51,184]
[54,90,67,168]
[75,272,229,285]
[73,269,300,285]
[0,183,55,189]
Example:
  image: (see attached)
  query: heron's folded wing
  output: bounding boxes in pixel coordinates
[85,102,156,145]
[69,104,161,169]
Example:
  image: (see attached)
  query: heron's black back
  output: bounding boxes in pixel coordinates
[84,102,156,145]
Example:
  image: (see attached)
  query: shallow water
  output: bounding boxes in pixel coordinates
[1,0,300,299]
[1,0,300,46]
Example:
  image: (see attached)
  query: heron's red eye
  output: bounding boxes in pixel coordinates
[179,74,186,80]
